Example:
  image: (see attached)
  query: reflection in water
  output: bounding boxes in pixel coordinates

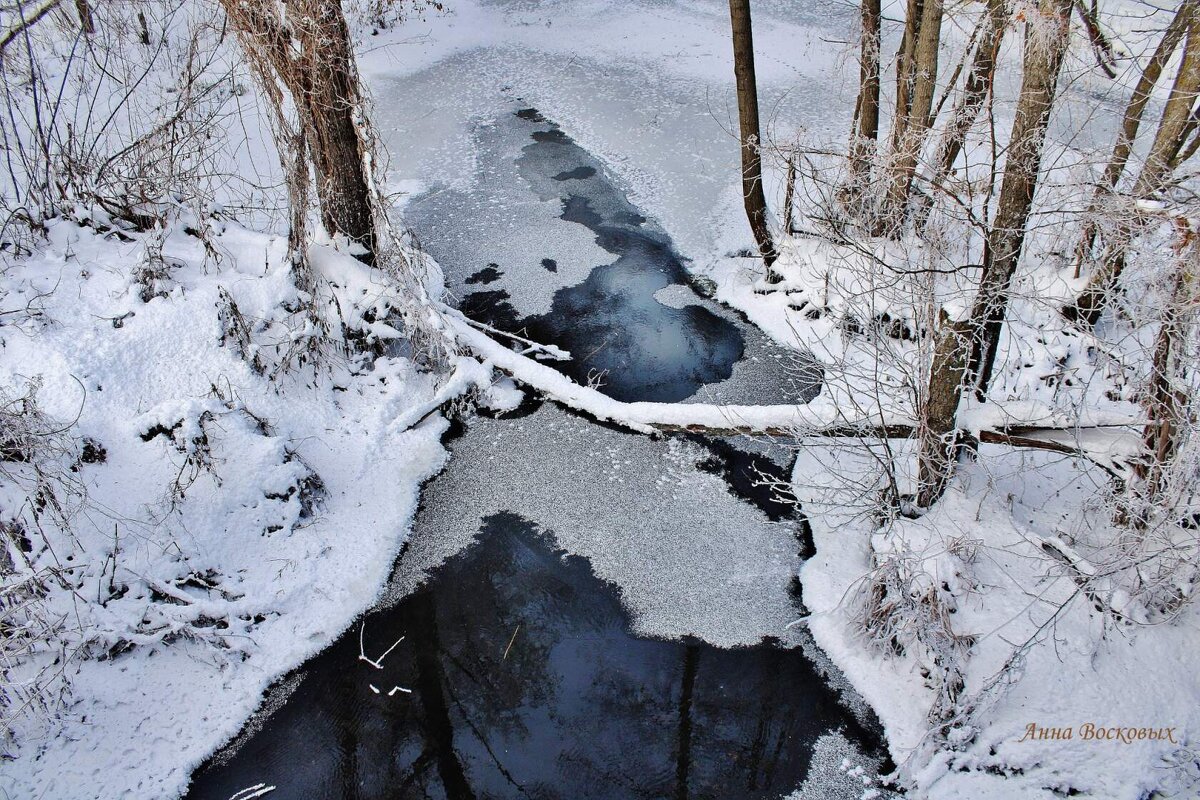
[186,514,884,799]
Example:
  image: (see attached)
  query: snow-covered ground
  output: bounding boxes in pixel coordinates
[0,219,462,798]
[4,0,1197,798]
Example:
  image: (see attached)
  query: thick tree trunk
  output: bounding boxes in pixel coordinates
[729,0,779,280]
[917,0,1073,507]
[1068,13,1200,325]
[296,3,375,259]
[219,0,376,261]
[846,0,882,203]
[877,0,943,235]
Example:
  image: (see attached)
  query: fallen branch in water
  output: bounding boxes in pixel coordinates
[444,311,1143,472]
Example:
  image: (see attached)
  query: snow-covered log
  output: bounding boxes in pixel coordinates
[445,310,1144,471]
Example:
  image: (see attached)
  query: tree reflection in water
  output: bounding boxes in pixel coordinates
[187,513,885,800]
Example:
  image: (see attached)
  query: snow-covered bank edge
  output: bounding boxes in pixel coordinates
[0,220,470,800]
[792,443,1200,800]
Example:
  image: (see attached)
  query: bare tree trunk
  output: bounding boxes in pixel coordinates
[1104,2,1194,193]
[219,0,376,261]
[890,0,923,154]
[877,0,943,235]
[729,0,779,280]
[846,0,882,204]
[783,152,796,235]
[929,0,1008,191]
[1138,224,1196,502]
[1070,1,1194,277]
[73,0,93,34]
[1068,13,1200,325]
[1135,19,1200,198]
[918,0,1073,507]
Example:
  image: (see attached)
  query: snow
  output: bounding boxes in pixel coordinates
[3,0,1197,798]
[0,220,451,799]
[794,443,1200,799]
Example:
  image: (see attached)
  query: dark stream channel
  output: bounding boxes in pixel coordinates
[186,108,890,800]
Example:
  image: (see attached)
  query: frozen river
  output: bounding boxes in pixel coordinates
[187,2,901,797]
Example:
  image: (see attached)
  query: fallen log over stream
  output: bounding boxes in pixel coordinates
[441,307,1144,473]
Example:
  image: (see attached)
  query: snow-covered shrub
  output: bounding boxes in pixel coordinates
[0,369,329,747]
[0,379,84,748]
[857,521,978,729]
[344,0,445,36]
[0,1,240,242]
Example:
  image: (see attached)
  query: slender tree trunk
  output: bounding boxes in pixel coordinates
[1070,1,1194,278]
[878,0,944,235]
[846,0,882,203]
[1103,3,1194,193]
[918,0,1073,507]
[729,0,779,280]
[783,152,796,234]
[914,0,1009,233]
[1135,19,1200,198]
[1068,13,1200,325]
[219,0,377,260]
[929,0,1008,190]
[890,0,924,155]
[1138,225,1196,501]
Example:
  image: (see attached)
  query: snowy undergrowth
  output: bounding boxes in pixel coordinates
[0,218,458,799]
[700,191,1199,796]
[795,443,1200,799]
[689,24,1200,791]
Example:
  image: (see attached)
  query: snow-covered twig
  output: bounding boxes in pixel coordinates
[357,621,404,670]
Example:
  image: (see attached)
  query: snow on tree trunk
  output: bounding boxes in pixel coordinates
[1069,8,1200,326]
[917,0,1072,507]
